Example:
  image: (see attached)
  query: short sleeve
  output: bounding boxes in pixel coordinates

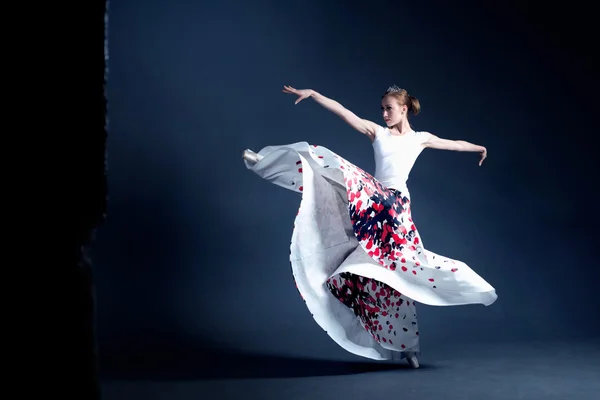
[374,125,387,139]
[413,131,432,145]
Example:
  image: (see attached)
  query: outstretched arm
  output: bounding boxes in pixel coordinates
[283,86,379,140]
[423,133,488,166]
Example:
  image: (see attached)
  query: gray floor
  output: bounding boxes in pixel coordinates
[102,339,600,400]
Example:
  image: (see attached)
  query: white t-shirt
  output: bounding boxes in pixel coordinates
[372,126,431,192]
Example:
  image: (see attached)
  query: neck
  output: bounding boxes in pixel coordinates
[390,120,413,135]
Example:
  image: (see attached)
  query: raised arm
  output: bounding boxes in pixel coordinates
[423,133,488,166]
[283,86,379,140]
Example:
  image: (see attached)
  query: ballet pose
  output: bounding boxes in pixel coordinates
[243,85,497,368]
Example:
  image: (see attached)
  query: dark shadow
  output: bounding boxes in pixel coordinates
[100,347,438,380]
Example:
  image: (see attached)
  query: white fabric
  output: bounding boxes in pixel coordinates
[372,127,431,192]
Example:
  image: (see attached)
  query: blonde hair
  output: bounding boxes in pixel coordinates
[382,85,421,116]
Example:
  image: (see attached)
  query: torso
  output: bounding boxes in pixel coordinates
[372,126,430,193]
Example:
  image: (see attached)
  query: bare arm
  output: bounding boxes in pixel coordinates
[283,86,379,140]
[309,91,379,138]
[423,133,488,166]
[423,134,484,152]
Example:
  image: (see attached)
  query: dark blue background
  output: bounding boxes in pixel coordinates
[97,0,599,373]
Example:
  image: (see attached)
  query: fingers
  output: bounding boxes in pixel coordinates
[283,86,306,105]
[479,153,486,166]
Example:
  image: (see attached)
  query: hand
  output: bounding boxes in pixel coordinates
[479,147,487,166]
[283,85,313,105]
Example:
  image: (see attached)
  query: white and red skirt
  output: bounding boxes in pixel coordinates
[244,142,497,361]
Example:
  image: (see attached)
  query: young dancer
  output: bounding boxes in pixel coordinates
[242,85,497,368]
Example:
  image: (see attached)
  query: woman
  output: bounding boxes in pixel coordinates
[242,85,497,368]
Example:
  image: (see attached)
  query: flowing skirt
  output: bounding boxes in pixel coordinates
[244,142,497,360]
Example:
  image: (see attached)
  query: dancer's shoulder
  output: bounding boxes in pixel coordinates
[365,122,387,143]
[412,130,433,144]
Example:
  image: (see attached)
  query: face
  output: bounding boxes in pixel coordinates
[381,96,407,127]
